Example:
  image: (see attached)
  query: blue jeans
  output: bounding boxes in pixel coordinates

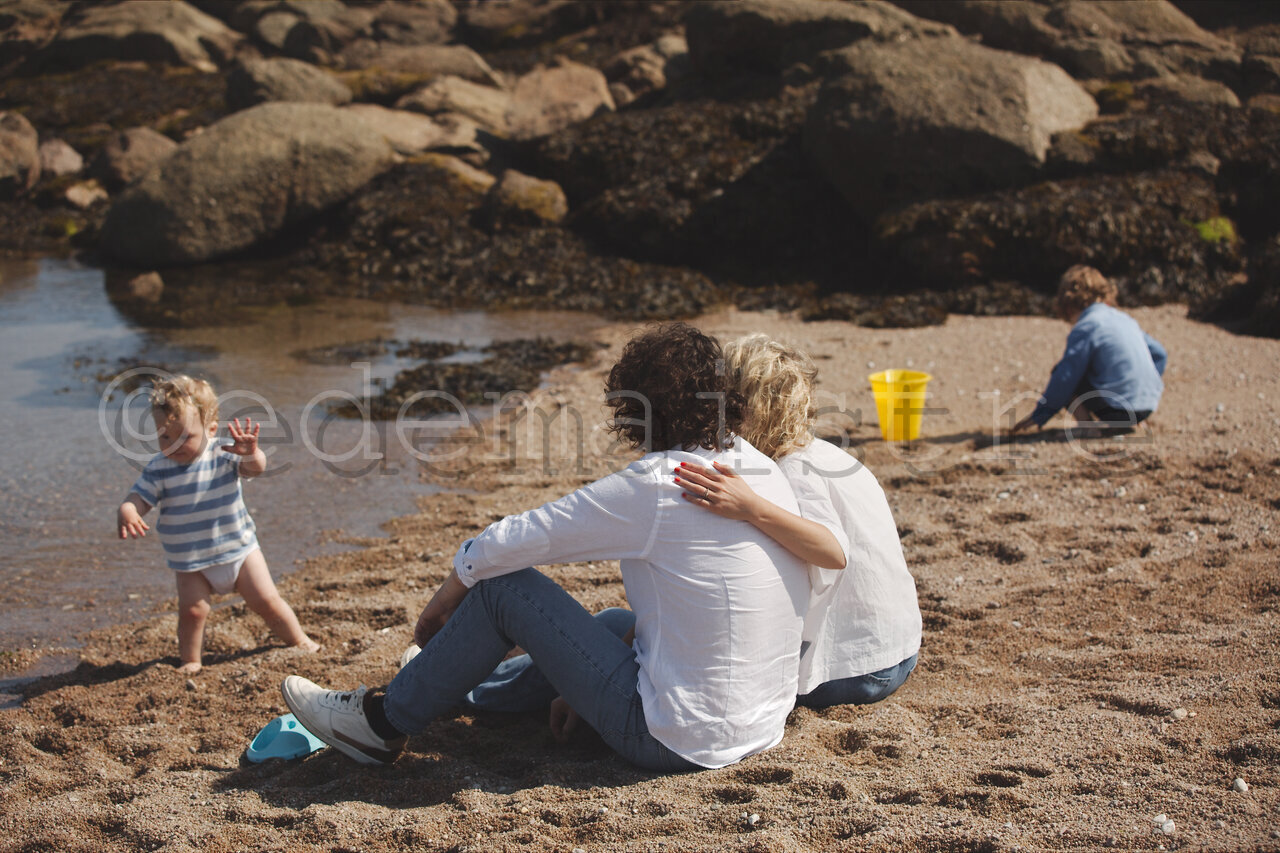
[794,653,918,709]
[466,606,636,712]
[383,569,697,773]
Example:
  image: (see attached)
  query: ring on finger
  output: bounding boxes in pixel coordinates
[703,487,711,499]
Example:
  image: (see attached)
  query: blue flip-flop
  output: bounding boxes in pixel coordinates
[245,713,326,763]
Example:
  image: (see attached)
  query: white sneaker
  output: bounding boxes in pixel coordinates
[399,643,421,669]
[280,676,406,765]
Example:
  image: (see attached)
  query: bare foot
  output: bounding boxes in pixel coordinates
[292,638,321,654]
[177,660,202,675]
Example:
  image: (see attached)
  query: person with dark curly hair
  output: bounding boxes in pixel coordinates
[281,323,809,772]
[602,321,745,453]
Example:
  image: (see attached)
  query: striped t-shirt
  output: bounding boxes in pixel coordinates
[130,443,258,572]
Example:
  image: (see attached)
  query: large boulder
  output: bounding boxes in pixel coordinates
[685,0,952,76]
[396,76,512,136]
[364,0,455,46]
[874,169,1245,309]
[225,57,352,111]
[253,9,303,51]
[337,41,500,85]
[506,60,614,141]
[805,35,1098,219]
[890,0,1241,82]
[91,128,179,191]
[277,2,453,63]
[101,102,396,266]
[342,103,476,156]
[26,0,240,72]
[0,110,39,197]
[275,4,372,61]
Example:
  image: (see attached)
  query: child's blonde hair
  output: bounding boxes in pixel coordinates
[1056,265,1117,319]
[722,334,817,460]
[150,375,218,427]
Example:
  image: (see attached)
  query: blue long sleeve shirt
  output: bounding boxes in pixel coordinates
[1031,303,1167,427]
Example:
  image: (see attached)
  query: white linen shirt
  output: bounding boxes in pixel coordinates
[453,436,809,769]
[779,439,922,694]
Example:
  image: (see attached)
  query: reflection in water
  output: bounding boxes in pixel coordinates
[0,258,605,653]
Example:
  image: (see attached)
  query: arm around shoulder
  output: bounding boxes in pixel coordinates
[676,460,848,570]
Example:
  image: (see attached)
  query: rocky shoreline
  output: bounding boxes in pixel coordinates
[0,0,1277,335]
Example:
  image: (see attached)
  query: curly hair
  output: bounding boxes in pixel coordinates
[723,334,817,460]
[1056,265,1117,319]
[605,323,744,452]
[150,375,218,427]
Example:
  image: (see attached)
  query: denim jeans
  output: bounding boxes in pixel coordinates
[465,606,636,712]
[383,569,697,772]
[794,653,918,709]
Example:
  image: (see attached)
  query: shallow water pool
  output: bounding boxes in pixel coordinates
[0,257,604,654]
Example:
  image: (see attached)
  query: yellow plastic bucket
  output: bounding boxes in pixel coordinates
[868,370,933,442]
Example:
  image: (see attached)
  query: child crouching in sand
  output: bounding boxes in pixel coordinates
[1013,265,1167,435]
[116,375,319,674]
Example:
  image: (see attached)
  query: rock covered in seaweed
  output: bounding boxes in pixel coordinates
[874,169,1245,310]
[299,156,722,319]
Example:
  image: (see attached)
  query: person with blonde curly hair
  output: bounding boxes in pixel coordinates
[1013,265,1167,434]
[674,334,922,708]
[116,374,319,674]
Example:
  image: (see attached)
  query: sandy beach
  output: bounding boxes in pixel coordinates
[1,306,1278,852]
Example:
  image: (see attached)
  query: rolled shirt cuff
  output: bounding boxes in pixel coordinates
[452,538,478,587]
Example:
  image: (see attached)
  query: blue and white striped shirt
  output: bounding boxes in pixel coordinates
[131,443,258,572]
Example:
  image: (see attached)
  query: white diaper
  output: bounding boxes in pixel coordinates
[198,551,251,595]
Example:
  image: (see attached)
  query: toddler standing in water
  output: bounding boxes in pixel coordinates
[116,375,319,674]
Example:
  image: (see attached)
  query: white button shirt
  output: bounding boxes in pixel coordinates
[779,439,922,693]
[453,436,809,769]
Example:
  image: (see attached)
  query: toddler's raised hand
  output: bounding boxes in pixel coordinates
[223,417,260,456]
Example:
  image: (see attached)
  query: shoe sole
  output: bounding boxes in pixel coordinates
[280,676,401,766]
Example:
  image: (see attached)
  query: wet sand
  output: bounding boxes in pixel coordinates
[1,306,1277,852]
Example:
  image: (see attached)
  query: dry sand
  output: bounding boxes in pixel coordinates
[1,306,1278,852]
